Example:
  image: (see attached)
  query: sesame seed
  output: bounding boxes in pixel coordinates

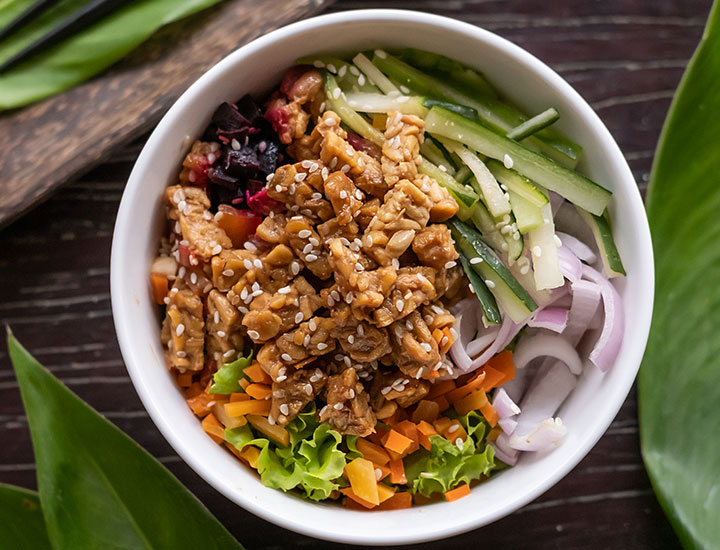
[405,320,414,330]
[275,184,282,192]
[243,259,253,270]
[317,342,328,350]
[375,468,382,481]
[291,261,301,275]
[396,299,405,312]
[441,336,449,346]
[216,330,227,338]
[415,368,423,379]
[244,241,257,251]
[178,266,186,278]
[485,279,496,289]
[503,154,514,169]
[421,183,431,193]
[470,257,482,264]
[303,243,314,254]
[404,290,413,300]
[305,254,318,262]
[240,287,249,300]
[175,324,185,336]
[303,334,311,347]
[313,59,325,68]
[347,335,355,344]
[294,172,307,182]
[298,229,312,239]
[281,353,293,362]
[345,292,353,304]
[419,472,433,478]
[420,342,432,352]
[333,402,344,410]
[355,189,363,200]
[253,259,263,269]
[357,74,366,86]
[439,164,447,172]
[445,260,457,269]
[532,245,542,257]
[391,258,400,270]
[280,404,289,415]
[278,286,291,294]
[327,63,337,74]
[433,361,443,371]
[309,319,317,331]
[176,350,186,358]
[339,190,347,199]
[177,200,186,212]
[344,356,352,367]
[295,312,304,323]
[222,269,234,277]
[375,49,387,59]
[309,237,319,247]
[163,297,170,305]
[357,324,364,337]
[223,349,235,358]
[455,438,464,450]
[311,193,322,200]
[276,375,287,382]
[190,272,198,284]
[331,290,340,301]
[247,330,260,339]
[355,262,364,271]
[212,245,222,255]
[332,87,342,99]
[520,265,530,275]
[381,386,392,395]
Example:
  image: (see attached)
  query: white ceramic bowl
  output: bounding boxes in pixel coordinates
[111,9,654,546]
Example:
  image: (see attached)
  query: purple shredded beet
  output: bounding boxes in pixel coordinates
[246,188,283,215]
[347,132,381,159]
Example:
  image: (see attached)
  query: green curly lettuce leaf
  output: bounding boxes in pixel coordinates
[209,352,252,394]
[225,405,347,501]
[404,411,496,497]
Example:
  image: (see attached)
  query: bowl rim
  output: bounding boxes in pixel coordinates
[111,8,654,546]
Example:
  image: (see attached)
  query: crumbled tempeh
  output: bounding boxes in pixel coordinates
[275,316,336,365]
[286,215,333,279]
[255,213,289,245]
[332,305,391,363]
[416,174,458,222]
[161,281,205,371]
[373,267,437,327]
[267,162,333,221]
[271,366,327,426]
[211,249,258,291]
[378,371,430,407]
[422,303,456,333]
[323,171,363,225]
[381,111,424,186]
[165,185,231,260]
[355,197,380,231]
[316,217,360,252]
[412,224,459,271]
[389,310,441,379]
[206,290,244,361]
[320,368,376,436]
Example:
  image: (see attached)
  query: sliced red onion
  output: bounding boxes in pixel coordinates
[557,245,583,282]
[549,191,565,215]
[497,364,531,404]
[564,279,602,346]
[467,316,521,371]
[527,307,569,333]
[557,231,597,263]
[448,313,473,372]
[498,417,518,435]
[467,328,501,357]
[492,434,520,465]
[493,388,521,419]
[582,265,624,372]
[513,332,583,374]
[509,417,567,451]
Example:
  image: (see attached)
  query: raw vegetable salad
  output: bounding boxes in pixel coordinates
[150,48,625,510]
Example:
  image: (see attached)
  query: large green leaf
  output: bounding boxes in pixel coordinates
[0,0,223,110]
[0,483,51,549]
[640,1,720,547]
[7,333,243,550]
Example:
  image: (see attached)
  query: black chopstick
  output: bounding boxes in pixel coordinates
[0,0,128,73]
[0,0,62,43]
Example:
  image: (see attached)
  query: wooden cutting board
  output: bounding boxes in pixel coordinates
[0,0,333,228]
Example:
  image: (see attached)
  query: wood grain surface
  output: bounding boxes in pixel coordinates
[0,0,332,228]
[0,0,712,548]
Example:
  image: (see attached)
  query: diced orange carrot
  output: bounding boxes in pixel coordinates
[389,458,407,484]
[412,399,440,423]
[394,420,420,453]
[342,495,370,511]
[445,483,471,502]
[367,425,389,446]
[183,381,204,399]
[454,389,489,416]
[239,377,251,390]
[416,420,439,450]
[345,458,380,505]
[186,392,221,417]
[224,399,271,417]
[243,362,272,384]
[479,365,505,393]
[213,401,246,429]
[150,273,169,305]
[422,369,442,380]
[432,394,450,413]
[247,415,290,446]
[375,492,413,510]
[177,373,193,387]
[227,443,261,468]
[229,392,251,402]
[480,402,499,427]
[431,328,444,345]
[485,350,515,386]
[433,416,452,434]
[487,426,502,442]
[201,413,225,443]
[374,463,391,481]
[427,379,456,400]
[341,486,393,509]
[376,482,396,503]
[245,383,272,400]
[445,371,487,404]
[383,429,413,456]
[439,327,454,354]
[441,420,468,443]
[356,438,391,466]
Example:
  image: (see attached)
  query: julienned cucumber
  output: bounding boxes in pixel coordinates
[345,92,428,118]
[486,160,548,208]
[507,190,544,233]
[448,218,537,322]
[323,73,384,146]
[299,55,379,93]
[419,159,478,209]
[470,201,523,263]
[425,107,611,216]
[506,107,559,141]
[419,139,456,175]
[459,254,502,324]
[576,206,626,277]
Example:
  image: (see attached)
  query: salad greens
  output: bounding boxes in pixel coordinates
[7,332,243,549]
[0,0,224,110]
[210,352,253,394]
[0,484,51,549]
[640,0,720,547]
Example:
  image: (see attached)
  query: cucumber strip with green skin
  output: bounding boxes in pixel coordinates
[419,140,456,175]
[345,92,428,118]
[459,254,502,324]
[372,53,581,166]
[298,55,379,93]
[507,190,544,233]
[528,203,564,290]
[576,206,627,277]
[425,107,611,215]
[507,107,559,141]
[470,201,524,263]
[421,98,478,122]
[441,138,511,219]
[323,73,384,146]
[418,158,478,208]
[352,52,399,94]
[448,218,537,316]
[486,160,548,208]
[394,48,498,99]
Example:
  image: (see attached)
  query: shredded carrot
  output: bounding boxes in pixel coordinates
[247,415,290,446]
[224,399,271,417]
[389,458,407,484]
[376,482,396,503]
[433,416,453,434]
[182,381,204,399]
[213,401,246,429]
[439,327,454,354]
[341,485,395,509]
[422,369,441,380]
[487,426,502,442]
[445,483,471,502]
[344,458,380,506]
[479,402,499,427]
[243,362,272,384]
[432,394,451,413]
[226,442,260,468]
[245,383,272,400]
[485,350,515,386]
[186,392,220,417]
[416,420,439,450]
[239,377,251,390]
[411,399,440,423]
[440,419,468,443]
[150,273,169,305]
[376,491,413,510]
[201,413,225,443]
[383,429,413,456]
[356,438,391,466]
[454,389,489,416]
[342,495,370,511]
[432,328,444,345]
[229,392,251,402]
[177,373,193,387]
[374,463,391,481]
[479,366,505,393]
[427,379,456,400]
[445,371,487,404]
[394,420,420,453]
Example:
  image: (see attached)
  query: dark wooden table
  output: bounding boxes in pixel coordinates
[1,0,709,547]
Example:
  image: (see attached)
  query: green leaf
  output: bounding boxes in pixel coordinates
[640,1,720,547]
[0,0,223,110]
[0,484,51,549]
[209,352,252,394]
[7,333,243,550]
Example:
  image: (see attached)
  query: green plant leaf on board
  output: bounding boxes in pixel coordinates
[0,0,223,110]
[640,1,720,547]
[0,483,51,549]
[7,332,244,550]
